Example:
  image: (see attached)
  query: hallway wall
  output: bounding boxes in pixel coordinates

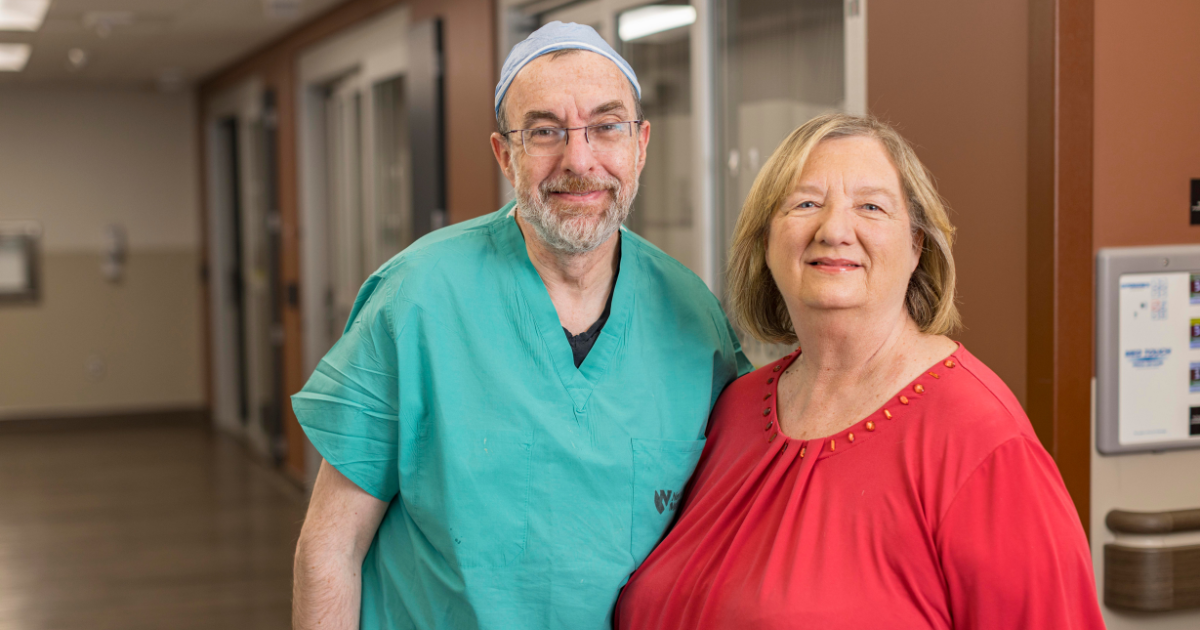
[1090,0,1200,627]
[868,0,1030,405]
[0,87,203,419]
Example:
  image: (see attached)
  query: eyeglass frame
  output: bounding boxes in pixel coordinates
[501,120,645,157]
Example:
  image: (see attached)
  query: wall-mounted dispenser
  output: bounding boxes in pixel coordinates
[102,224,127,283]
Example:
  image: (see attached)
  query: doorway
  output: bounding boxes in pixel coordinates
[205,79,286,461]
[297,5,443,481]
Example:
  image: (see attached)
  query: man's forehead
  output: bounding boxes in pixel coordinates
[507,51,636,114]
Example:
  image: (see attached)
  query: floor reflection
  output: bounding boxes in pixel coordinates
[0,419,305,629]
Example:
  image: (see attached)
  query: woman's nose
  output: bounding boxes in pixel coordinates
[813,205,856,247]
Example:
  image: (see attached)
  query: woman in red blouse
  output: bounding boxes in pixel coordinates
[616,114,1105,629]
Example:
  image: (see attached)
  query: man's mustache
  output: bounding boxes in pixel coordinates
[539,174,620,196]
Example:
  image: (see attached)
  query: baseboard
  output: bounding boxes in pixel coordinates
[0,406,209,434]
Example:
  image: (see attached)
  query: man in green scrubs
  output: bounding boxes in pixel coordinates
[291,22,750,630]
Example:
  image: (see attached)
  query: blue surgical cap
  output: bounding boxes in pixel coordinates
[495,21,641,118]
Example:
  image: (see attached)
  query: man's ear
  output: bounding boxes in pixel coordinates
[491,132,517,185]
[634,119,651,174]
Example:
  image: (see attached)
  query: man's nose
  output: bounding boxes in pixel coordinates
[558,127,600,175]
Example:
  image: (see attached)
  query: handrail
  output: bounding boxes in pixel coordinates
[1107,508,1200,535]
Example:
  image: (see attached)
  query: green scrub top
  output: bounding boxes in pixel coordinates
[292,203,751,630]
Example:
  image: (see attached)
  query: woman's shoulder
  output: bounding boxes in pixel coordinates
[910,344,1049,486]
[707,354,794,431]
[927,345,1035,440]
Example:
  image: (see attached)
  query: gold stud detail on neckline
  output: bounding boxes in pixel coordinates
[781,442,789,455]
[866,421,876,431]
[767,377,775,384]
[773,365,782,372]
[900,396,909,405]
[944,359,956,368]
[830,439,836,451]
[763,393,772,401]
[768,432,778,443]
[765,421,774,431]
[914,384,925,394]
[883,409,893,419]
[762,408,771,417]
[848,433,855,442]
[930,372,940,379]
[800,446,806,458]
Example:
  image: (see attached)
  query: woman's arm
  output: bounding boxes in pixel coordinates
[936,436,1106,629]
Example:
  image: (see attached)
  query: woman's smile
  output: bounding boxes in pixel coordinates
[807,257,863,273]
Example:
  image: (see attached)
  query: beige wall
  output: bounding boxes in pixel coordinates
[868,0,1029,405]
[1090,1,1200,627]
[0,86,203,418]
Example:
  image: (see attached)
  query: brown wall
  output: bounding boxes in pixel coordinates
[1094,0,1200,249]
[868,1,1030,404]
[198,0,497,479]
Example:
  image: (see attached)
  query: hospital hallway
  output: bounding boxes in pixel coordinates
[0,417,304,630]
[1,0,1199,628]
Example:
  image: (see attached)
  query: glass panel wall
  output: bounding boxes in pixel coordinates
[715,0,846,364]
[618,1,698,273]
[373,76,413,264]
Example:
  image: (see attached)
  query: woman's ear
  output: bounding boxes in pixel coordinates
[911,229,925,272]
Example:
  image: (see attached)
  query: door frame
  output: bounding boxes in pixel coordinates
[203,77,270,453]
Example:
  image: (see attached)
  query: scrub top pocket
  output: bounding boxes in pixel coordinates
[630,437,706,561]
[440,431,534,569]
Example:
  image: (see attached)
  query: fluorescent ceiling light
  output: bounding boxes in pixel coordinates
[0,43,30,71]
[618,5,696,42]
[0,0,50,32]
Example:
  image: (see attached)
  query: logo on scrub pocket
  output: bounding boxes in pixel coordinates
[654,489,681,514]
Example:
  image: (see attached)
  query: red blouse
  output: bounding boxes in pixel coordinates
[616,345,1104,629]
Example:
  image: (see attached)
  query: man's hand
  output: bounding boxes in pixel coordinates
[293,460,389,630]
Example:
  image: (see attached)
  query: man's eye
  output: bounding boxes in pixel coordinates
[595,123,622,133]
[529,128,561,138]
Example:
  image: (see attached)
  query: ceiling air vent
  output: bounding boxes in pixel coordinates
[263,0,304,21]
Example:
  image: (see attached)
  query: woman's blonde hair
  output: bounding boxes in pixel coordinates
[726,113,960,344]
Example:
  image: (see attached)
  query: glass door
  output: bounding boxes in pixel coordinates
[715,0,858,365]
[542,0,709,282]
[320,70,414,341]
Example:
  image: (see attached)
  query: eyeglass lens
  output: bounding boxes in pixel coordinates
[521,122,636,157]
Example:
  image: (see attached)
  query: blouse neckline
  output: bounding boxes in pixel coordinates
[758,342,965,461]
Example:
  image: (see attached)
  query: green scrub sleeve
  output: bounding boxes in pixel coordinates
[292,278,401,502]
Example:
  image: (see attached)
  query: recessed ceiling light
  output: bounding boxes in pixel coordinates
[0,43,31,71]
[0,0,50,32]
[618,5,696,42]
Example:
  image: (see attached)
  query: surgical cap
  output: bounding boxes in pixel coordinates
[495,21,642,117]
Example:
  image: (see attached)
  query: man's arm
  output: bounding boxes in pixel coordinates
[294,460,390,630]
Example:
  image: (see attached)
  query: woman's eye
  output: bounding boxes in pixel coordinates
[863,203,882,211]
[797,201,817,209]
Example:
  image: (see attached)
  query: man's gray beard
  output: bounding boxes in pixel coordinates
[515,172,637,256]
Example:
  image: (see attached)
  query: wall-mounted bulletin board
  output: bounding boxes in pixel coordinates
[1098,245,1200,454]
[0,221,41,304]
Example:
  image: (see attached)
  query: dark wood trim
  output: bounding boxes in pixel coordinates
[1105,543,1200,612]
[1108,509,1200,534]
[1026,0,1094,535]
[0,408,209,435]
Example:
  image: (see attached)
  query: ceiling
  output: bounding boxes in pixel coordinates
[0,0,348,87]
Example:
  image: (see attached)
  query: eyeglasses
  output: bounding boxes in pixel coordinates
[503,120,643,157]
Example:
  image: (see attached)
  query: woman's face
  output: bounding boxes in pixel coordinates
[765,135,920,323]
